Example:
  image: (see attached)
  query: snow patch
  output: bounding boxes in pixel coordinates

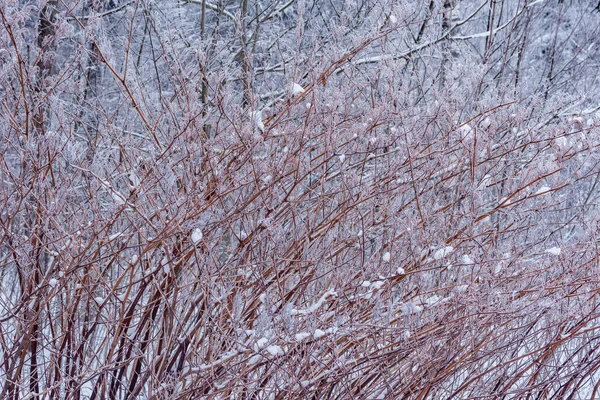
[546,247,561,256]
[292,83,305,95]
[191,228,203,244]
[434,246,454,260]
[382,252,391,262]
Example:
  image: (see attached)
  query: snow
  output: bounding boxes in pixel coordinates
[292,83,305,95]
[313,329,326,339]
[265,345,284,356]
[49,278,58,288]
[94,296,105,304]
[252,111,265,132]
[397,267,405,274]
[191,228,203,244]
[389,14,397,24]
[109,232,122,240]
[295,332,311,341]
[535,186,551,195]
[480,117,491,129]
[339,154,345,163]
[290,288,337,316]
[461,254,474,264]
[370,281,385,290]
[361,280,371,287]
[382,252,391,262]
[254,337,269,351]
[458,124,473,141]
[433,246,454,260]
[546,247,561,256]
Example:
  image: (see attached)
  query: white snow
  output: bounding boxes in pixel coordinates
[49,278,58,288]
[382,252,391,262]
[290,288,337,316]
[265,345,284,356]
[313,329,326,339]
[109,232,122,240]
[254,337,268,351]
[339,154,346,163]
[191,228,203,244]
[370,281,385,290]
[247,354,262,365]
[458,124,473,141]
[295,332,311,341]
[461,254,474,264]
[397,267,405,275]
[361,280,371,287]
[252,111,265,132]
[456,284,469,293]
[546,247,561,256]
[535,186,551,195]
[433,246,454,260]
[480,117,491,129]
[292,83,305,95]
[389,14,397,24]
[94,296,105,304]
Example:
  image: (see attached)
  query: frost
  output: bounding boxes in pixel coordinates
[191,228,203,244]
[433,246,454,260]
[313,329,326,339]
[292,83,305,95]
[499,197,510,206]
[295,332,311,341]
[535,186,551,195]
[382,252,391,262]
[265,345,284,356]
[546,247,561,256]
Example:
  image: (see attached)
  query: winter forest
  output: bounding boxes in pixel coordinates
[3,0,600,398]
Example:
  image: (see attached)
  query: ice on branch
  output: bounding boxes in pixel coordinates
[292,83,306,95]
[191,228,203,244]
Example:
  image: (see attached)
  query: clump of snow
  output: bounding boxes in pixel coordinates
[247,354,262,365]
[370,281,385,290]
[397,267,405,275]
[499,197,510,206]
[339,154,346,163]
[290,288,337,315]
[434,246,454,260]
[382,252,391,262]
[251,110,265,132]
[254,337,268,351]
[400,302,423,315]
[313,329,326,339]
[480,117,491,129]
[94,296,105,304]
[191,228,203,244]
[295,332,311,341]
[461,254,474,264]
[458,124,473,141]
[49,278,58,288]
[292,83,305,95]
[389,14,397,24]
[361,280,371,287]
[456,284,469,293]
[535,186,551,195]
[265,345,284,356]
[546,247,561,256]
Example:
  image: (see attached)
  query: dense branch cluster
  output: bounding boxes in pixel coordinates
[2,0,600,398]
